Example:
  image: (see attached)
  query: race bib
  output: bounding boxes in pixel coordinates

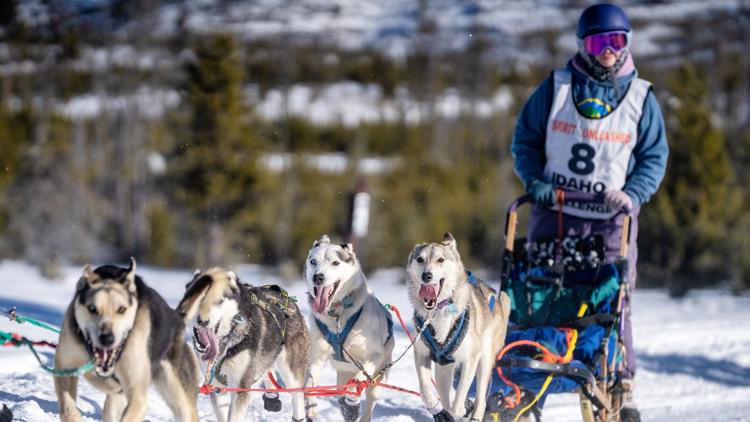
[543,70,650,219]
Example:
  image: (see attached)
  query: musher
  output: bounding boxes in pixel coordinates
[510,4,669,421]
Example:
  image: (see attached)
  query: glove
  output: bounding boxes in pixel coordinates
[527,179,555,207]
[604,190,633,212]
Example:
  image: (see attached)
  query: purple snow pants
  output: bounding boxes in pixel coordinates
[527,204,640,378]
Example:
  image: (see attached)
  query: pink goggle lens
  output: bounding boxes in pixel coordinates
[583,31,629,56]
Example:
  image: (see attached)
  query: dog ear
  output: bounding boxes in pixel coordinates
[227,270,239,288]
[313,234,331,248]
[339,243,356,262]
[123,257,137,294]
[178,274,212,321]
[226,270,240,295]
[77,263,97,290]
[441,232,457,250]
[186,269,202,290]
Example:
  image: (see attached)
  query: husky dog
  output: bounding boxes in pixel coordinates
[407,233,511,422]
[54,258,200,422]
[304,235,395,422]
[177,267,310,422]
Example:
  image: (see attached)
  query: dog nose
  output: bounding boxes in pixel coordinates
[196,316,209,327]
[312,273,325,285]
[99,333,115,347]
[421,272,433,283]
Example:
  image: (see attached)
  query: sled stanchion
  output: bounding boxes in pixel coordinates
[580,393,596,422]
[500,210,518,287]
[620,215,631,258]
[505,211,518,251]
[501,194,533,284]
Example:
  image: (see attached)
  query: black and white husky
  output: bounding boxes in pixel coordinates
[407,233,511,422]
[304,235,395,422]
[54,258,200,422]
[177,267,310,422]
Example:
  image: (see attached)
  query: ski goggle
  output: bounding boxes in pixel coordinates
[582,31,631,56]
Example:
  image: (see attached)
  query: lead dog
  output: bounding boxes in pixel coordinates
[54,258,200,422]
[304,235,394,422]
[407,233,510,422]
[177,267,310,422]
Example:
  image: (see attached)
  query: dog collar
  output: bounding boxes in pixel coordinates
[432,271,479,313]
[435,298,454,312]
[328,284,365,314]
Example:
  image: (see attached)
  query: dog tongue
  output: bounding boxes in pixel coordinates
[196,327,219,361]
[313,285,333,314]
[419,284,438,301]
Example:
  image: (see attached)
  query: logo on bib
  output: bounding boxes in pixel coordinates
[577,98,612,119]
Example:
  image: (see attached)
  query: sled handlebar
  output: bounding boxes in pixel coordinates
[503,189,632,260]
[507,190,632,216]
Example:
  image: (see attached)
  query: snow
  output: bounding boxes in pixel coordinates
[55,88,181,120]
[1,260,750,421]
[256,82,515,126]
[146,0,744,62]
[257,152,401,175]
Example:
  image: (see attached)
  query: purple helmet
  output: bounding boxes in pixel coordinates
[577,3,631,39]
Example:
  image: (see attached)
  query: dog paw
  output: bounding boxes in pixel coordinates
[263,393,282,412]
[433,409,455,422]
[337,397,361,422]
[463,398,475,417]
[305,398,318,418]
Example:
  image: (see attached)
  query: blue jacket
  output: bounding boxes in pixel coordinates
[511,56,668,206]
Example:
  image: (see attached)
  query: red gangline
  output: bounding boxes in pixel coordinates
[199,305,424,398]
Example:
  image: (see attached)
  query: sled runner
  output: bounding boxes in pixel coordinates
[486,191,633,422]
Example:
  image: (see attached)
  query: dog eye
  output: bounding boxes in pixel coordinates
[437,257,445,263]
[87,305,97,314]
[332,261,340,266]
[416,257,424,263]
[217,298,225,305]
[117,306,127,314]
[310,259,317,266]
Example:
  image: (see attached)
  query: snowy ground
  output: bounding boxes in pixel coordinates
[1,260,749,421]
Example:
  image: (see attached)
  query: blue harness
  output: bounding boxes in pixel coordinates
[415,309,469,366]
[314,303,393,362]
[414,271,494,366]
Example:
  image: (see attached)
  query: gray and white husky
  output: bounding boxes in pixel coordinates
[304,235,395,422]
[407,233,511,422]
[177,267,310,422]
[54,258,200,422]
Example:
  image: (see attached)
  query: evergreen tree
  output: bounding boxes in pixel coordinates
[170,34,261,265]
[640,64,741,294]
[0,109,29,238]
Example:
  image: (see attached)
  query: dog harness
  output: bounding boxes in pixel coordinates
[315,302,393,362]
[415,271,490,366]
[415,309,469,366]
[247,284,296,341]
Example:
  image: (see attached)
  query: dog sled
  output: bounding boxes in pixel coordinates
[485,191,634,422]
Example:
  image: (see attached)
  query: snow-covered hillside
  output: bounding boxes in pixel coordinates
[12,0,746,62]
[1,260,749,421]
